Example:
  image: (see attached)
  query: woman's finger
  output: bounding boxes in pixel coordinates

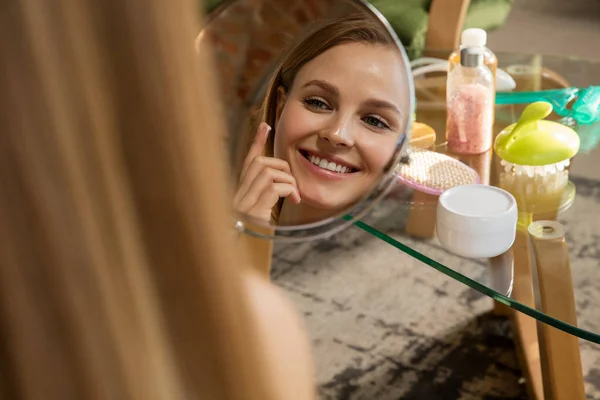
[241,156,292,194]
[238,156,293,197]
[235,157,293,205]
[235,167,298,211]
[248,183,302,217]
[240,122,271,179]
[243,156,292,184]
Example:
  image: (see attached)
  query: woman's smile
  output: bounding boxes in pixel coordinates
[298,149,361,174]
[296,149,361,182]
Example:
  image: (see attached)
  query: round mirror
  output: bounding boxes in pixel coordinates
[197,0,414,241]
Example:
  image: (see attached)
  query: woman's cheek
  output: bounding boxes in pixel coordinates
[361,139,397,173]
[274,105,312,156]
[273,127,288,160]
[273,106,295,159]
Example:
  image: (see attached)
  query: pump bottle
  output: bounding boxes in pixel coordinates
[446,47,495,155]
[449,28,497,88]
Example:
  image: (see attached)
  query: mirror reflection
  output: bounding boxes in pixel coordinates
[198,0,413,229]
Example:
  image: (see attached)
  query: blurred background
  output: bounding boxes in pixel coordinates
[488,0,600,59]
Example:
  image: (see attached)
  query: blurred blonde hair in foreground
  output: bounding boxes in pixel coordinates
[0,0,315,399]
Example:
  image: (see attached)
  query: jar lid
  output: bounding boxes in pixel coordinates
[437,184,518,234]
[494,103,580,166]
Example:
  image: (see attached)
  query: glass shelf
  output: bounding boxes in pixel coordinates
[357,52,600,343]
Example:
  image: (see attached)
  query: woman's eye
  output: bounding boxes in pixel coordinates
[364,116,390,130]
[304,98,330,110]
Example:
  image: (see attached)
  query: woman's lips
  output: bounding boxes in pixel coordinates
[297,150,360,180]
[299,149,361,172]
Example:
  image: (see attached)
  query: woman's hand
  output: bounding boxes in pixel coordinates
[233,122,301,222]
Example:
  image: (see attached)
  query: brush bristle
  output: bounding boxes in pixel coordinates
[498,159,570,197]
[500,159,570,177]
[394,148,480,195]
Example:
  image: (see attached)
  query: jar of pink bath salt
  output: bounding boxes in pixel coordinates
[446,47,494,155]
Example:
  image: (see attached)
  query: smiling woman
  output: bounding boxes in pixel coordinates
[233,14,412,227]
[198,0,414,238]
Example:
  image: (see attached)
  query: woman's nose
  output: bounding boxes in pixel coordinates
[318,120,354,147]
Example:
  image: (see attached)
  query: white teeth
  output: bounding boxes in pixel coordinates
[306,152,352,173]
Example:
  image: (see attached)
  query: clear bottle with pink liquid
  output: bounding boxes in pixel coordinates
[446,46,495,155]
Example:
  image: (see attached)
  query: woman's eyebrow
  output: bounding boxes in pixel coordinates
[364,99,402,117]
[301,80,402,118]
[301,79,338,96]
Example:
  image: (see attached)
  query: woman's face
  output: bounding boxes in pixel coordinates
[273,42,408,212]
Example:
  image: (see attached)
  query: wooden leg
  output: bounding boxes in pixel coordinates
[403,123,439,239]
[239,223,274,279]
[509,219,586,400]
[493,300,511,316]
[425,0,470,51]
[496,164,577,398]
[510,230,544,400]
[404,191,437,238]
[529,221,585,400]
[488,251,514,316]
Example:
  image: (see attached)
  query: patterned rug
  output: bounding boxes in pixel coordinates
[272,174,600,399]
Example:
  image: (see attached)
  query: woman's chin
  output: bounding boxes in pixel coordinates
[297,193,356,214]
[296,179,375,210]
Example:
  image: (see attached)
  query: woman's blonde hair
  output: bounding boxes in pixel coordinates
[244,13,396,222]
[0,0,313,399]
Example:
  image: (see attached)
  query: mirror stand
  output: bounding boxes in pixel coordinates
[239,223,275,277]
